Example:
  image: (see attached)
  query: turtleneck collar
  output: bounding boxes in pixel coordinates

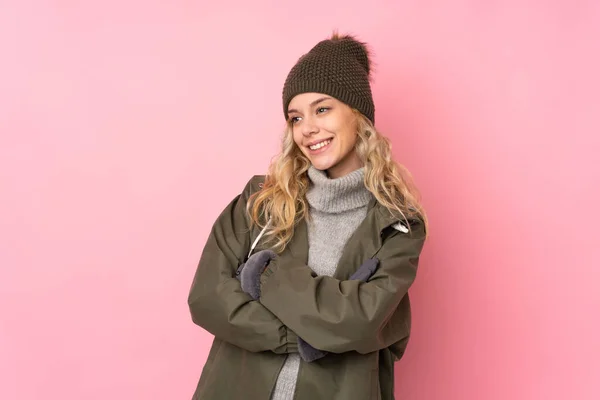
[306,166,373,213]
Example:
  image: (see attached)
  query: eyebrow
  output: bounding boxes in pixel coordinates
[287,96,332,114]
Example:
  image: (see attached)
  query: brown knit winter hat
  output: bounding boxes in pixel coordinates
[282,33,375,123]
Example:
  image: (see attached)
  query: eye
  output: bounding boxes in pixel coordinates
[316,107,330,114]
[289,116,302,124]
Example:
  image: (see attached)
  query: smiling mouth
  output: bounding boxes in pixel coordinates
[308,139,332,151]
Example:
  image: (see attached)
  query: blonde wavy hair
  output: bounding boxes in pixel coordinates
[247,110,429,253]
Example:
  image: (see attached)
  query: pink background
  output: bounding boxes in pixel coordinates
[1,1,599,399]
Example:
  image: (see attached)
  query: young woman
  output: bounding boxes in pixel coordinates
[188,33,428,400]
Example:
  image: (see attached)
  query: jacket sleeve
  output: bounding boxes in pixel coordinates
[258,221,426,355]
[187,176,298,354]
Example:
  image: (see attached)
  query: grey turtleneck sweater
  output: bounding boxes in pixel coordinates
[270,166,373,400]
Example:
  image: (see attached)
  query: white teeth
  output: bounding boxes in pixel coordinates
[309,139,331,150]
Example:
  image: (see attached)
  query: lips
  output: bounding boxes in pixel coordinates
[308,139,332,150]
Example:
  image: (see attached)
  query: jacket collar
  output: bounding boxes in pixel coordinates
[285,199,403,263]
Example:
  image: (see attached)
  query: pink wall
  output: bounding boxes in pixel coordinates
[1,1,599,399]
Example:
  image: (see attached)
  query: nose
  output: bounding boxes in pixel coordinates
[301,115,318,137]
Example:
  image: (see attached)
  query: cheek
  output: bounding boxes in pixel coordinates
[292,129,303,147]
[326,114,357,144]
[339,127,358,149]
[292,131,310,155]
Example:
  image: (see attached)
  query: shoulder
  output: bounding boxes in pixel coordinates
[374,202,427,239]
[241,175,266,198]
[405,216,427,239]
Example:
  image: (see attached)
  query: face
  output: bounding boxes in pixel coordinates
[287,92,362,179]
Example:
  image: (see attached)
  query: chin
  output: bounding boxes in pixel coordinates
[309,159,336,171]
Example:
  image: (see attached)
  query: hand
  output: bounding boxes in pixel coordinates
[348,258,380,281]
[298,336,328,363]
[238,250,276,300]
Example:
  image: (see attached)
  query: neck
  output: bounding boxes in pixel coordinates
[306,166,372,213]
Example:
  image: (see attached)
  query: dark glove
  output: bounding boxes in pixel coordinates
[298,336,329,363]
[237,250,276,300]
[349,257,380,281]
[298,257,381,363]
